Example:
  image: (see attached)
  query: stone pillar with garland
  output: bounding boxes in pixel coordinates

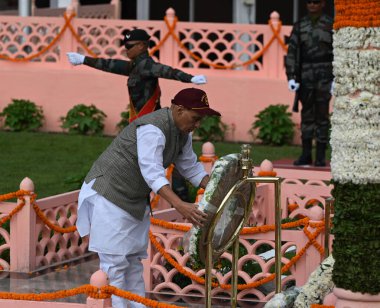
[330,0,380,307]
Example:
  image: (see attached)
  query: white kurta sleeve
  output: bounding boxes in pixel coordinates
[137,124,169,194]
[174,133,208,187]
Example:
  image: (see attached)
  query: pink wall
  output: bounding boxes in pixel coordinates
[0,11,326,143]
[0,65,299,142]
[0,9,336,143]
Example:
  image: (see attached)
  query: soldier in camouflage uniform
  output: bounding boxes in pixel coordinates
[66,29,207,122]
[285,0,333,167]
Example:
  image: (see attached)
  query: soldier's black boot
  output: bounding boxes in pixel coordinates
[294,139,313,166]
[315,142,327,167]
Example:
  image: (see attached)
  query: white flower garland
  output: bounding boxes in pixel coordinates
[333,49,380,96]
[264,287,301,308]
[333,27,380,49]
[184,154,242,264]
[331,27,380,184]
[293,256,335,308]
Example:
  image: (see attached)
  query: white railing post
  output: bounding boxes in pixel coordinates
[10,177,37,272]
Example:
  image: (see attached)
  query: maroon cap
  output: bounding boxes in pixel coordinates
[171,88,221,116]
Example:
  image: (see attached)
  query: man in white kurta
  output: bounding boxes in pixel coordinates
[76,88,221,308]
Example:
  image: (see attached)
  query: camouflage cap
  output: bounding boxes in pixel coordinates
[172,88,221,116]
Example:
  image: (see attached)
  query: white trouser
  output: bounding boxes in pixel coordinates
[99,252,146,308]
[77,180,150,308]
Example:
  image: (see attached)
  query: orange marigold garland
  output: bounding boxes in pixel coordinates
[257,170,277,177]
[149,217,324,290]
[0,190,32,202]
[33,203,77,233]
[198,155,218,163]
[0,13,76,62]
[334,0,380,29]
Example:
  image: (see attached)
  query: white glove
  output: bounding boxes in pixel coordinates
[330,80,335,95]
[288,79,300,92]
[66,52,85,66]
[191,75,207,85]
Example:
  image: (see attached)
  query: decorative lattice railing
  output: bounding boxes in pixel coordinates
[0,8,291,77]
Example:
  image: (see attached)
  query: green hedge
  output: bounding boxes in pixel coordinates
[332,182,380,294]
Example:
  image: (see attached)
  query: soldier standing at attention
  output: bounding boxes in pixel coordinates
[66,29,207,122]
[285,0,333,167]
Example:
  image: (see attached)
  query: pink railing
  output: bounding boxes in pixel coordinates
[145,168,332,302]
[146,209,325,303]
[0,143,333,305]
[0,0,121,19]
[0,7,290,77]
[0,178,89,273]
[0,8,297,142]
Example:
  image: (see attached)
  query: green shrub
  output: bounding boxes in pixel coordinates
[0,99,44,132]
[60,104,106,135]
[116,110,130,132]
[193,116,228,142]
[250,104,294,146]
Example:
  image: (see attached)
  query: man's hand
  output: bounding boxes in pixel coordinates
[288,79,300,92]
[191,75,207,85]
[175,201,208,227]
[158,184,208,227]
[66,52,85,66]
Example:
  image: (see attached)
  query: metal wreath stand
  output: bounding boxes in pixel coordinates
[204,144,282,308]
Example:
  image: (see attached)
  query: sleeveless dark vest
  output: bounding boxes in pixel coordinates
[84,108,189,220]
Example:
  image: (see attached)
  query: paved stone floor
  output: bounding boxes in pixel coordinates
[0,257,267,307]
[0,257,100,304]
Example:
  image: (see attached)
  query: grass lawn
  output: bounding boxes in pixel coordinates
[0,131,316,198]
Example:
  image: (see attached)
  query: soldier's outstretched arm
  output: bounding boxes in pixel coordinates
[144,61,194,83]
[83,56,133,76]
[67,52,131,75]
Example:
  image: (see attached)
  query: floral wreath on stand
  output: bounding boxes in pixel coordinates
[183,153,250,268]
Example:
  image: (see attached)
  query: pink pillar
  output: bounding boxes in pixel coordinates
[111,0,121,19]
[158,8,177,66]
[200,142,217,174]
[61,5,77,68]
[265,11,283,79]
[31,0,36,16]
[10,177,37,272]
[86,270,112,307]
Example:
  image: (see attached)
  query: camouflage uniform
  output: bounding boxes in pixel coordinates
[84,51,193,112]
[285,14,334,166]
[285,13,333,144]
